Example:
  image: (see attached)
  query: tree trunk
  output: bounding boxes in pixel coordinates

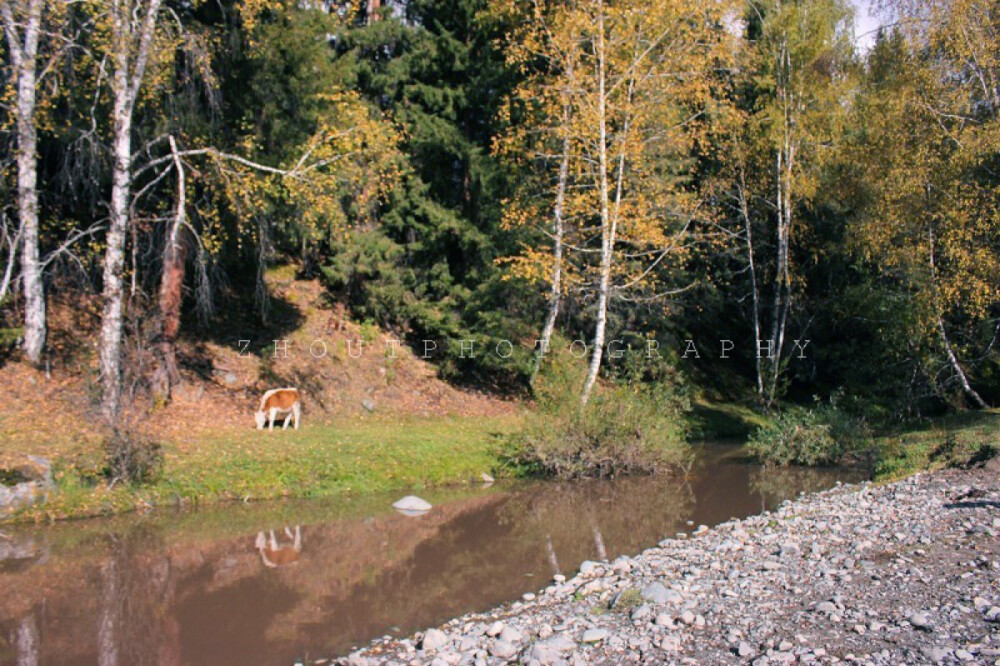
[534,68,572,378]
[581,1,609,406]
[152,136,187,401]
[98,0,163,422]
[738,159,765,401]
[0,221,23,303]
[99,78,132,422]
[928,227,987,408]
[2,0,45,364]
[938,314,988,408]
[765,40,794,408]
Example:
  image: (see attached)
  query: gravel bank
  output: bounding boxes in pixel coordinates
[336,464,1000,666]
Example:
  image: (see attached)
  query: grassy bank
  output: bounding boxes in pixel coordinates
[11,399,1000,524]
[13,413,521,523]
[873,409,1000,482]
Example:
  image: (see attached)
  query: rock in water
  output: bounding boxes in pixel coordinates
[393,495,432,516]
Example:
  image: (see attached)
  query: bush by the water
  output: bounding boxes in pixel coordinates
[500,353,690,479]
[104,426,164,485]
[749,399,872,467]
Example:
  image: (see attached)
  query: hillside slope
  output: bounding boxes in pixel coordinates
[0,271,516,461]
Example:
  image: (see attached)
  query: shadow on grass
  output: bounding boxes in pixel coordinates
[687,400,771,440]
[884,409,1000,437]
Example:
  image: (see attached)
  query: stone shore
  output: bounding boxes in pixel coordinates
[336,464,1000,666]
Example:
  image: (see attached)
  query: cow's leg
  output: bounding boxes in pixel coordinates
[269,530,278,550]
[293,402,301,430]
[282,411,292,430]
[268,408,278,430]
[293,525,301,552]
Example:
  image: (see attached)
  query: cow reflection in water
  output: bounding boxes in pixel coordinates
[255,525,302,567]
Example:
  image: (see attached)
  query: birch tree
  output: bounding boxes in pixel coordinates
[500,0,732,405]
[852,0,1000,407]
[494,0,580,376]
[1,0,65,364]
[97,0,166,421]
[732,0,853,406]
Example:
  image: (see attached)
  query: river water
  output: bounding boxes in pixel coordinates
[0,443,863,665]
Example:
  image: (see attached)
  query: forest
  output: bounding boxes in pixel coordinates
[2,0,999,451]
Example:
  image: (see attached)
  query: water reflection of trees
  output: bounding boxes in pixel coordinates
[749,466,863,512]
[496,476,696,575]
[96,527,180,666]
[0,462,866,665]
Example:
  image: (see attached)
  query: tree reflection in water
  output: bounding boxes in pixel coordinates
[0,446,859,666]
[749,465,867,512]
[96,529,180,666]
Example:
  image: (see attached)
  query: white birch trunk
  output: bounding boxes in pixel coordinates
[766,40,794,407]
[535,67,573,376]
[928,227,987,408]
[2,0,45,364]
[98,0,163,422]
[737,161,765,400]
[581,1,610,406]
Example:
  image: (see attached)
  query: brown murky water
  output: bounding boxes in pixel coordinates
[0,444,863,666]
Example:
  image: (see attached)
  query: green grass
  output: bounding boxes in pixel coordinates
[873,409,1000,482]
[14,414,520,522]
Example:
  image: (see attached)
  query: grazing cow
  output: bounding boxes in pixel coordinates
[254,388,301,430]
[254,525,302,567]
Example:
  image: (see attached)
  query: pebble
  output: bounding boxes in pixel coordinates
[581,628,608,643]
[654,613,673,627]
[641,581,681,605]
[421,628,449,652]
[908,611,933,630]
[489,640,517,659]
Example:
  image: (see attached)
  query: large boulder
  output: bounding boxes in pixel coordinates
[0,455,52,516]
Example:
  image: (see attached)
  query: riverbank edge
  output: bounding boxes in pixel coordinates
[335,461,1000,665]
[4,404,990,525]
[1,398,769,525]
[3,413,522,524]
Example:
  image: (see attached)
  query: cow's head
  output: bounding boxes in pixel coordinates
[254,410,267,430]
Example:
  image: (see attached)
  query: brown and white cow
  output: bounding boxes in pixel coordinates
[254,388,301,430]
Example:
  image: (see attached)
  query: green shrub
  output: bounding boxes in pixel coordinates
[499,355,691,479]
[749,398,872,467]
[104,426,164,485]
